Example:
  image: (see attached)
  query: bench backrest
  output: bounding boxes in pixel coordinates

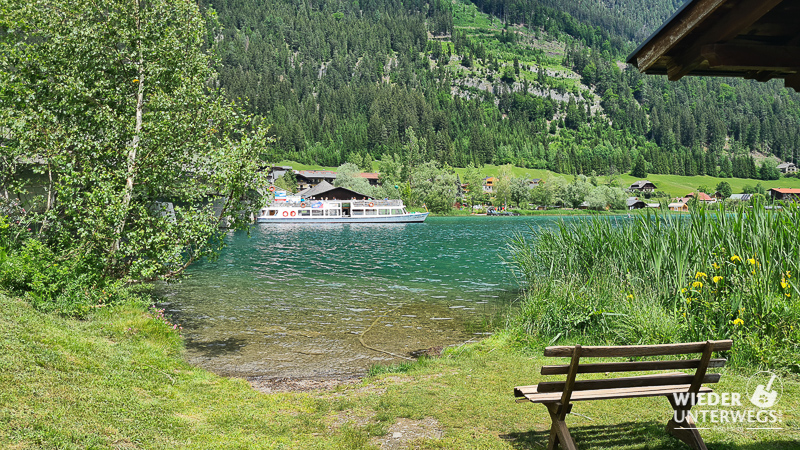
[539,340,732,406]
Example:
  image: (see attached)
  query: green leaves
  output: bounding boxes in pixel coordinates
[1,0,271,285]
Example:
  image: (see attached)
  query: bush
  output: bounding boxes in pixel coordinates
[0,235,139,317]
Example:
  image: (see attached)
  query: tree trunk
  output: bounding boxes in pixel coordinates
[110,0,144,259]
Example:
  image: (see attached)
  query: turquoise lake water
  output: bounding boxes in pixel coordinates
[157,215,596,379]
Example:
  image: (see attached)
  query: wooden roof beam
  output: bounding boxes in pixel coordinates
[702,43,800,71]
[630,0,728,72]
[666,0,784,81]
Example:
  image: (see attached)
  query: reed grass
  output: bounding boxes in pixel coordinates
[507,200,800,370]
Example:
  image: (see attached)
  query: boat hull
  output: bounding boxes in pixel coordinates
[255,212,429,224]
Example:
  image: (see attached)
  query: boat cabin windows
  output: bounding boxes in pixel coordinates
[267,209,278,216]
[311,210,323,216]
[299,210,311,217]
[365,209,377,216]
[379,209,390,215]
[391,209,403,215]
[352,209,364,216]
[326,209,340,216]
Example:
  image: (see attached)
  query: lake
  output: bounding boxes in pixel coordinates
[157,215,587,379]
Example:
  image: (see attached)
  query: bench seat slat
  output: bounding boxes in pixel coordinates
[536,372,721,393]
[543,340,732,358]
[540,358,727,375]
[514,384,714,403]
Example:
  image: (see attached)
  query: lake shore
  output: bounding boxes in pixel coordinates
[3,292,799,449]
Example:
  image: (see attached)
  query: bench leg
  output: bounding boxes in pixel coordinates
[665,395,708,450]
[545,403,577,450]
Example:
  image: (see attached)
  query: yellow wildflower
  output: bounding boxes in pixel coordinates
[133,78,139,83]
[787,271,792,279]
[781,279,789,290]
[626,294,634,300]
[713,276,723,284]
[730,255,741,262]
[695,272,708,279]
[733,318,744,326]
[787,293,792,298]
[712,262,720,270]
[692,281,703,289]
[748,258,756,265]
[681,288,687,294]
[682,311,687,318]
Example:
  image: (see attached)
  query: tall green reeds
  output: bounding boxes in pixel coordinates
[508,201,800,370]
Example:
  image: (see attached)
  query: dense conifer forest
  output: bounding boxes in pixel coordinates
[203,0,800,180]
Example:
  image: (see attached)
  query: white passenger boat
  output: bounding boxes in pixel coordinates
[256,199,429,223]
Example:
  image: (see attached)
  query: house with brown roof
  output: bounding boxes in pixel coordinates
[768,188,800,202]
[685,192,716,203]
[356,172,381,186]
[629,180,657,192]
[669,199,689,212]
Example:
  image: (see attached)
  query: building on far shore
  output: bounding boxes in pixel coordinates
[768,188,800,202]
[295,170,338,190]
[483,177,495,193]
[357,172,381,186]
[627,197,646,210]
[266,166,293,184]
[777,162,797,174]
[669,199,689,211]
[685,192,716,203]
[629,180,656,192]
[729,193,752,202]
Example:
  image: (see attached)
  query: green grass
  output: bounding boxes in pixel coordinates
[1,293,799,448]
[275,159,800,199]
[0,294,367,449]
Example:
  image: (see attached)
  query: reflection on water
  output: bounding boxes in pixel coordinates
[157,216,564,378]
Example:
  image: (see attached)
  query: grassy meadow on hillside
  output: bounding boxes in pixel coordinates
[273,159,800,199]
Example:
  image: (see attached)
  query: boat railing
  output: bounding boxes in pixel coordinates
[269,199,404,208]
[351,199,403,207]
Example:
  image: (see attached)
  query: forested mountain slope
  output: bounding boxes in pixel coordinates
[203,0,800,180]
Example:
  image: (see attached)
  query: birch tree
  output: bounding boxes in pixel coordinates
[0,0,270,280]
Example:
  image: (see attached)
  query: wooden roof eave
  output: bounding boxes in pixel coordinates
[626,0,729,73]
[627,0,800,90]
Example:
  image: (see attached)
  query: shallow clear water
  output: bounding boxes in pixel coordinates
[157,216,571,378]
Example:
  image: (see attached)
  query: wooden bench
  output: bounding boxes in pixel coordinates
[514,340,733,450]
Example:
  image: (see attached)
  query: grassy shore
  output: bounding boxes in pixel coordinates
[2,292,799,449]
